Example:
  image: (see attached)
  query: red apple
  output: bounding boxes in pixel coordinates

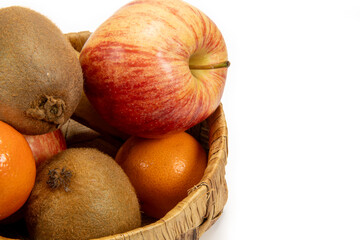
[79,0,229,138]
[24,129,66,166]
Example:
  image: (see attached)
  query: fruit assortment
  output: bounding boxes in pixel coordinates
[0,0,229,239]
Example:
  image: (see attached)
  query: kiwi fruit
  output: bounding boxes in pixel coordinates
[0,6,83,135]
[25,148,141,240]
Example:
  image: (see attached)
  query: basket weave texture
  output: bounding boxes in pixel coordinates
[0,32,228,240]
[92,104,229,240]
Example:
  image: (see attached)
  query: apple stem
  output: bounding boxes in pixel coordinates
[189,61,230,70]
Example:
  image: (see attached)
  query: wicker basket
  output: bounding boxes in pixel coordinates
[0,32,228,240]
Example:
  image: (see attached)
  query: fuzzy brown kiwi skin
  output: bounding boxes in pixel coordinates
[0,6,83,135]
[25,148,141,240]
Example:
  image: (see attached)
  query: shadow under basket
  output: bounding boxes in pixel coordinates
[0,32,229,240]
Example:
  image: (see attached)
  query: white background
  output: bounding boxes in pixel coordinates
[2,0,360,239]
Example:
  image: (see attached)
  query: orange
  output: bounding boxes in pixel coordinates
[0,121,36,220]
[115,131,207,219]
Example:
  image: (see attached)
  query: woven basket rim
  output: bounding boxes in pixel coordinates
[0,32,228,240]
[93,103,228,240]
